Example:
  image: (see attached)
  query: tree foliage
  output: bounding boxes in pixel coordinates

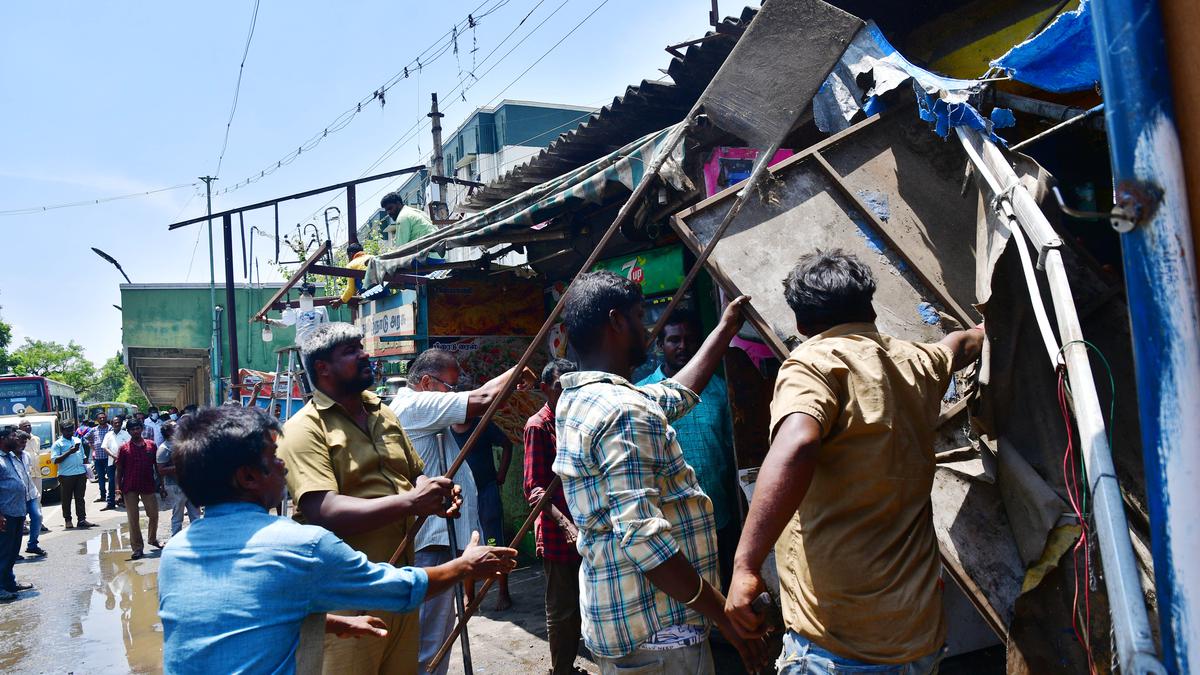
[0,318,12,373]
[117,373,150,410]
[90,353,129,402]
[11,338,96,392]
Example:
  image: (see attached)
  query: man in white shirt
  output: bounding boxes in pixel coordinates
[100,417,131,511]
[389,348,535,675]
[143,407,165,445]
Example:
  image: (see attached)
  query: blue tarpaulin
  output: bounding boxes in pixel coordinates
[992,0,1100,93]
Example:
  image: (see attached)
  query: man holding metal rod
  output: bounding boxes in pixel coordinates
[389,348,537,675]
[554,271,767,674]
[278,323,464,675]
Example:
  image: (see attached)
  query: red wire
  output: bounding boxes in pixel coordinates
[1059,368,1097,675]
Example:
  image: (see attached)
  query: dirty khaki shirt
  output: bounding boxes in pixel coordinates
[278,388,424,565]
[769,322,953,664]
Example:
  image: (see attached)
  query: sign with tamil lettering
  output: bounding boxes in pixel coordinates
[359,302,417,358]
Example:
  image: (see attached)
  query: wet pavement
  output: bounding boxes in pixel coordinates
[0,480,165,674]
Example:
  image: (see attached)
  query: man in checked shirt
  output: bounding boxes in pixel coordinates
[555,271,766,674]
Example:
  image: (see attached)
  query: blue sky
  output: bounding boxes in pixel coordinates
[0,0,719,364]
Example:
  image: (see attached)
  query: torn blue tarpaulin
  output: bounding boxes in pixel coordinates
[991,0,1099,93]
[812,21,1005,142]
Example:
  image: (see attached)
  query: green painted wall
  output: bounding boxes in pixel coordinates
[120,285,351,373]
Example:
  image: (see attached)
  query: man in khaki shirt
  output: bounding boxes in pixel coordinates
[724,250,983,674]
[278,322,461,675]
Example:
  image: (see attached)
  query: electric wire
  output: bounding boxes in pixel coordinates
[214,0,263,178]
[0,182,198,217]
[215,0,511,196]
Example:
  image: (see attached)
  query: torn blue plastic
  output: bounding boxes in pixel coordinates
[857,190,890,222]
[813,20,1006,143]
[917,302,942,325]
[991,0,1099,93]
[990,107,1016,128]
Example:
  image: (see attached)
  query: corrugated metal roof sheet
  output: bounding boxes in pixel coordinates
[460,7,757,212]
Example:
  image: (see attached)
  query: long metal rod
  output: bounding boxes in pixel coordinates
[202,176,220,406]
[1009,104,1105,152]
[222,214,241,397]
[437,433,473,675]
[1091,2,1200,671]
[168,165,424,230]
[957,126,1165,675]
[387,116,694,566]
[429,476,562,671]
[647,139,783,345]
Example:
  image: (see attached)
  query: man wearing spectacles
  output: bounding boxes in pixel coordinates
[390,348,536,675]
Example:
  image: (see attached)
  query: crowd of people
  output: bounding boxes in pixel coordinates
[0,248,984,675]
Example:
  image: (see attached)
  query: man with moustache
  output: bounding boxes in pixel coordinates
[278,323,462,675]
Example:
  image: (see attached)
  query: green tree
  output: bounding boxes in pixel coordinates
[89,353,128,402]
[11,338,96,392]
[0,318,12,373]
[117,374,150,410]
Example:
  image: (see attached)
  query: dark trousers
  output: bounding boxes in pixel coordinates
[1,515,25,591]
[104,462,117,506]
[717,523,740,593]
[59,473,87,523]
[94,455,110,500]
[544,557,583,675]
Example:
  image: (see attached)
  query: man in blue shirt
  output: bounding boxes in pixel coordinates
[158,405,518,675]
[0,426,33,602]
[51,420,95,529]
[638,310,739,590]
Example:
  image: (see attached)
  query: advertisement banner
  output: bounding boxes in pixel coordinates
[428,278,543,336]
[359,302,417,358]
[592,245,685,296]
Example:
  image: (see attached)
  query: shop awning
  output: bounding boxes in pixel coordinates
[366,125,691,285]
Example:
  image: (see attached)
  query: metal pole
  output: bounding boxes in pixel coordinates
[346,184,358,247]
[223,214,241,398]
[956,127,1167,675]
[1091,2,1200,671]
[429,93,447,217]
[201,175,219,405]
[438,433,473,675]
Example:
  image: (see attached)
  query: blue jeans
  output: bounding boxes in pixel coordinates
[777,632,943,675]
[24,498,41,550]
[93,455,109,501]
[104,462,117,506]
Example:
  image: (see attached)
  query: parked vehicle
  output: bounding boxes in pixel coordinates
[0,411,62,502]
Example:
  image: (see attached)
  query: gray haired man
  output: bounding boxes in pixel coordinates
[277,322,462,675]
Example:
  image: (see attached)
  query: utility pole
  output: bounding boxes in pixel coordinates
[200,175,219,405]
[709,0,719,27]
[428,93,448,222]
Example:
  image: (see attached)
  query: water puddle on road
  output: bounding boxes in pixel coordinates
[75,524,165,672]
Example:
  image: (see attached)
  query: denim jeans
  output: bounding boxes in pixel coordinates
[24,498,41,550]
[93,456,109,500]
[164,484,201,536]
[777,632,943,675]
[105,462,117,506]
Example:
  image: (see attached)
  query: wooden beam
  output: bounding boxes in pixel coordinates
[253,241,330,321]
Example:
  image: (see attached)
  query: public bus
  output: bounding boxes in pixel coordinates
[0,374,80,422]
[82,401,139,422]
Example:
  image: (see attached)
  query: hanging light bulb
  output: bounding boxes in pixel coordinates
[261,324,273,343]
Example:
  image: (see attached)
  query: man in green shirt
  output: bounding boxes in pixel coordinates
[366,193,437,249]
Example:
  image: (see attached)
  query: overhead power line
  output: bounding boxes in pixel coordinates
[215,0,513,197]
[214,0,264,178]
[0,182,198,217]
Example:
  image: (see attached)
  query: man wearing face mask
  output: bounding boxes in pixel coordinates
[168,407,180,422]
[143,407,165,445]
